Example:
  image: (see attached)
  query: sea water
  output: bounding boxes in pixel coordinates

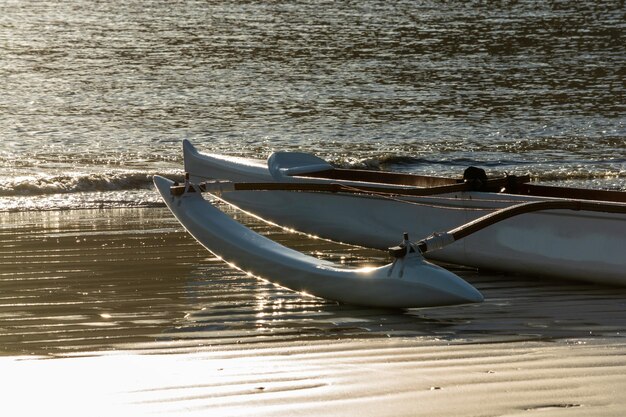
[1,0,624,212]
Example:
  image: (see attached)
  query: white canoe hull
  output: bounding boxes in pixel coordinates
[154,176,483,308]
[183,141,626,285]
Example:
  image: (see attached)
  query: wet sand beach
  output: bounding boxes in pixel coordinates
[2,207,626,416]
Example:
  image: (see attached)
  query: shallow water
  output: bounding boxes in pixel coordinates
[2,207,625,357]
[1,0,624,211]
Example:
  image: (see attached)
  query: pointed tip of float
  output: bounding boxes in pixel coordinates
[378,255,484,308]
[441,277,484,306]
[153,175,169,191]
[443,271,484,305]
[465,286,485,304]
[154,175,177,199]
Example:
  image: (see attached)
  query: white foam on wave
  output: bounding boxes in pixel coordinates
[0,169,183,211]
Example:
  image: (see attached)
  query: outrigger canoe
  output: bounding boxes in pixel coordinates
[182,140,626,285]
[153,175,484,308]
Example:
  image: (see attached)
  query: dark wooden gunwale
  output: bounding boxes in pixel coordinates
[298,168,626,203]
[298,168,460,188]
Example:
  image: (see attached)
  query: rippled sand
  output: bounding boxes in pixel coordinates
[2,207,626,415]
[4,338,626,417]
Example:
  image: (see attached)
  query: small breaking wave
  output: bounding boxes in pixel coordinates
[0,170,185,197]
[0,169,187,211]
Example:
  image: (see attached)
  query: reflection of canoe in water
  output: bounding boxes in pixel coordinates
[153,175,483,309]
[182,140,626,285]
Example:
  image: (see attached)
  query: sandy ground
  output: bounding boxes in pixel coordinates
[2,208,626,416]
[3,339,626,417]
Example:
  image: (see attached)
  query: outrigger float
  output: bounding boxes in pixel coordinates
[154,175,484,308]
[181,140,626,286]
